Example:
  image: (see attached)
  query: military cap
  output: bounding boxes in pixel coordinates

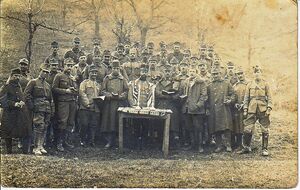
[180,60,188,67]
[183,49,191,55]
[111,51,119,59]
[148,55,157,62]
[19,58,29,65]
[51,41,59,48]
[190,54,198,59]
[49,58,59,65]
[111,60,120,68]
[89,64,98,72]
[11,68,21,75]
[235,66,244,74]
[163,64,173,71]
[103,49,111,56]
[174,41,181,46]
[64,58,75,65]
[227,61,234,67]
[253,65,262,73]
[116,43,124,48]
[211,68,221,74]
[147,42,154,48]
[73,37,81,43]
[159,41,166,47]
[93,38,100,45]
[169,57,179,65]
[40,65,50,73]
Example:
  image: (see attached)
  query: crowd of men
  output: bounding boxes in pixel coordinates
[0,37,272,157]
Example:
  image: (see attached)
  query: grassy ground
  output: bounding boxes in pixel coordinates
[0,110,298,188]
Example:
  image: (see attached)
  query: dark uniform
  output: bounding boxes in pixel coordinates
[24,69,52,155]
[64,37,85,64]
[86,39,102,65]
[241,66,272,156]
[207,68,235,152]
[18,58,32,92]
[0,68,32,154]
[167,41,184,63]
[44,41,64,70]
[101,60,129,148]
[123,48,141,82]
[52,58,78,151]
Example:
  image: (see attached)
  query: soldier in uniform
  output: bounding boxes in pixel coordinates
[167,41,184,63]
[44,41,64,70]
[86,39,101,66]
[232,67,248,151]
[101,60,129,148]
[147,42,155,57]
[183,49,191,60]
[85,54,109,84]
[180,68,207,152]
[64,37,85,64]
[148,56,161,85]
[240,66,272,156]
[155,64,181,148]
[207,68,235,153]
[225,61,238,86]
[52,58,78,151]
[198,59,211,84]
[24,68,53,155]
[18,58,32,92]
[190,55,199,73]
[140,48,149,64]
[124,41,131,56]
[157,41,168,62]
[115,43,129,65]
[0,68,32,154]
[102,49,111,68]
[78,65,101,147]
[71,55,87,87]
[123,48,141,81]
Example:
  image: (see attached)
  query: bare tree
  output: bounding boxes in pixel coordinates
[125,0,175,47]
[0,0,78,65]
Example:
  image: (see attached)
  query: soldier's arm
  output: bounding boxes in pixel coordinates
[79,81,90,107]
[23,80,35,109]
[119,79,129,100]
[265,83,272,110]
[243,83,251,112]
[52,74,69,95]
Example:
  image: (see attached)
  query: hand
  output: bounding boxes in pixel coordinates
[19,101,25,108]
[243,109,248,117]
[235,103,241,109]
[14,102,21,108]
[224,99,231,105]
[265,108,271,116]
[66,89,72,94]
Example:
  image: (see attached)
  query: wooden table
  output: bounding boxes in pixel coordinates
[118,107,172,157]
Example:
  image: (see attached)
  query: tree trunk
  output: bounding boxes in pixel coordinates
[140,27,148,48]
[95,14,100,40]
[62,4,67,26]
[248,32,252,67]
[26,13,34,66]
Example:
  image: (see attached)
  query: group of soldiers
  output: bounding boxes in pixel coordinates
[0,37,272,157]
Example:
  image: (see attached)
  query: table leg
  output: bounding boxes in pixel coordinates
[119,113,124,153]
[162,114,170,158]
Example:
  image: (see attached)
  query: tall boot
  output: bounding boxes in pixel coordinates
[89,128,96,147]
[39,131,47,154]
[5,138,12,154]
[214,133,223,153]
[63,129,74,149]
[22,136,31,154]
[262,133,269,156]
[198,132,204,153]
[33,131,42,155]
[57,129,64,152]
[224,130,232,152]
[238,133,252,154]
[236,133,243,151]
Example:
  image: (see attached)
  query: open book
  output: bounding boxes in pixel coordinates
[162,90,176,95]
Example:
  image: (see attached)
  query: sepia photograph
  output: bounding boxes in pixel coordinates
[0,0,298,188]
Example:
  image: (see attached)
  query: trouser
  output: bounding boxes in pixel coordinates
[78,110,98,144]
[183,113,205,148]
[56,101,76,145]
[33,112,51,150]
[214,129,232,148]
[5,136,31,154]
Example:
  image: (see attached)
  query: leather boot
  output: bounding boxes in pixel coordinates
[89,128,96,147]
[39,132,47,154]
[262,133,269,156]
[198,132,204,153]
[236,133,243,151]
[56,129,64,152]
[5,138,12,154]
[238,133,252,154]
[33,131,42,155]
[63,130,74,149]
[22,136,31,154]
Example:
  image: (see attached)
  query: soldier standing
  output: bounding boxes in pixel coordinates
[123,48,141,81]
[115,43,129,65]
[147,42,155,57]
[101,60,129,148]
[86,39,101,65]
[18,58,32,92]
[24,68,53,155]
[85,54,109,84]
[124,41,131,56]
[167,41,184,63]
[232,67,248,151]
[64,37,85,64]
[180,68,207,152]
[71,55,87,87]
[155,64,181,149]
[0,68,32,154]
[78,65,101,147]
[240,66,272,156]
[52,58,78,151]
[44,41,64,70]
[207,68,235,153]
[225,62,238,86]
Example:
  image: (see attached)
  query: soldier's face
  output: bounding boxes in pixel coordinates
[90,71,98,80]
[40,71,48,79]
[174,45,180,53]
[52,47,59,53]
[125,45,130,50]
[148,47,154,54]
[19,63,28,72]
[189,69,197,78]
[191,58,197,64]
[117,47,124,54]
[181,66,188,74]
[79,56,87,65]
[74,41,80,48]
[237,72,244,81]
[254,70,262,79]
[64,64,73,73]
[50,64,58,72]
[199,63,207,72]
[112,67,120,75]
[140,69,148,78]
[93,55,101,64]
[11,74,20,81]
[212,72,221,80]
[227,66,235,74]
[164,70,171,78]
[129,52,136,59]
[104,55,110,62]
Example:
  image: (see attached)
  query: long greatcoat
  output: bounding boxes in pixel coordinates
[101,74,128,133]
[207,79,235,133]
[0,81,32,138]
